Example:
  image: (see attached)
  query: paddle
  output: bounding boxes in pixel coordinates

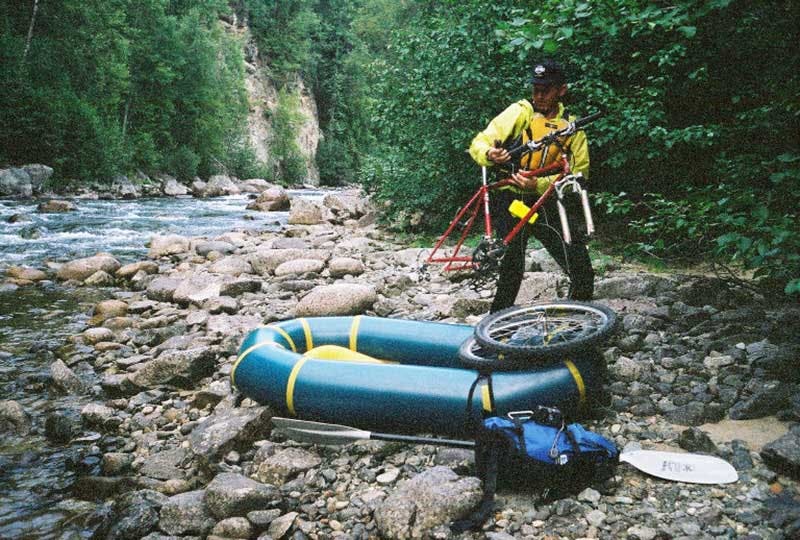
[272,417,739,485]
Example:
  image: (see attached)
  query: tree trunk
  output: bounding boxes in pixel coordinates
[22,0,40,63]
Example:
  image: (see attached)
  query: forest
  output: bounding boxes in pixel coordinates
[1,0,798,295]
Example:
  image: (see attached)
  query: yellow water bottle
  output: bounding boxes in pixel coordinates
[508,199,539,224]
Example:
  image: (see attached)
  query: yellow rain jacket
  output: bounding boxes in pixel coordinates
[469,100,589,195]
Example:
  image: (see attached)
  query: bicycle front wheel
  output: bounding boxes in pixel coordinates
[474,301,616,360]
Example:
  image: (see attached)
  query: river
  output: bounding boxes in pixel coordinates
[0,192,324,539]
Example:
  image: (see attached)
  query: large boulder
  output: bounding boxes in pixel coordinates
[158,490,215,536]
[111,175,138,199]
[37,199,76,213]
[148,235,190,258]
[204,473,280,519]
[253,447,322,486]
[172,274,223,306]
[56,253,121,282]
[374,467,483,539]
[22,164,53,193]
[0,164,52,197]
[247,186,290,212]
[129,346,218,389]
[160,175,189,196]
[761,428,800,480]
[249,248,330,276]
[239,178,271,193]
[6,265,47,282]
[323,190,368,220]
[295,283,377,316]
[288,198,324,225]
[200,175,240,197]
[0,400,32,435]
[189,406,272,467]
[208,256,253,276]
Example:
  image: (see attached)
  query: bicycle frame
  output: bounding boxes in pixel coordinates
[426,154,575,272]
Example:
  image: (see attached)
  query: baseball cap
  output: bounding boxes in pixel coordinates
[529,59,566,86]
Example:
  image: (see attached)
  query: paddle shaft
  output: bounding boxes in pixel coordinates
[369,431,475,449]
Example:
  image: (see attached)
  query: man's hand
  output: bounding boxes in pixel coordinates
[486,147,511,164]
[508,171,537,191]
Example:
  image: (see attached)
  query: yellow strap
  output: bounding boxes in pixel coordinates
[481,384,493,412]
[299,318,313,352]
[349,315,362,351]
[230,341,284,388]
[269,324,296,352]
[563,359,586,405]
[285,356,309,416]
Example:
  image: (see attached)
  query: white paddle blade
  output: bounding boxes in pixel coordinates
[620,450,738,485]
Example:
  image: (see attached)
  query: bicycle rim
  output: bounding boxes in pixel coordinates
[474,302,616,359]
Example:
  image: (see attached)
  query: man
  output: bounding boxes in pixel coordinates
[468,59,594,312]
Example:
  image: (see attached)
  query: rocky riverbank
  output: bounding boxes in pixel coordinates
[0,162,297,204]
[1,188,799,540]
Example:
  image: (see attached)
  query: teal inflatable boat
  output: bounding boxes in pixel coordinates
[233,316,606,437]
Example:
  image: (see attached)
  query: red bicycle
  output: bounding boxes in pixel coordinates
[423,112,602,286]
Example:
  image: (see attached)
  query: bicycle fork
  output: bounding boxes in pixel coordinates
[555,174,595,244]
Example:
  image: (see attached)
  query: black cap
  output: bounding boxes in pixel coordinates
[529,59,566,86]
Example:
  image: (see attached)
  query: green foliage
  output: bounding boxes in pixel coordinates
[243,0,320,85]
[359,0,525,228]
[495,0,799,294]
[0,0,248,182]
[269,88,307,184]
[312,0,370,185]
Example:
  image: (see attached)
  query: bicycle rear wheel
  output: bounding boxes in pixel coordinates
[458,335,536,372]
[474,301,616,360]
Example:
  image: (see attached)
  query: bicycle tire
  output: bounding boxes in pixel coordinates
[474,301,617,360]
[458,335,557,372]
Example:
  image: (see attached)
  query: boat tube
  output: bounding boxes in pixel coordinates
[233,316,607,437]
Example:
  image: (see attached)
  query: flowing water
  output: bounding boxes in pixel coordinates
[0,192,324,539]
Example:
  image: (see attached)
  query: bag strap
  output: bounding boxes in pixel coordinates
[451,434,502,533]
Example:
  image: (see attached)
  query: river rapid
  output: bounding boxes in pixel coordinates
[0,192,323,539]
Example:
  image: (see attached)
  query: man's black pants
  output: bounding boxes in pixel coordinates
[489,189,594,313]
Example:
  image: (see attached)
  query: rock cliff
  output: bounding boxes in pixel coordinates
[224,7,321,185]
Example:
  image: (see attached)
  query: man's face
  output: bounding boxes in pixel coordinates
[532,83,567,115]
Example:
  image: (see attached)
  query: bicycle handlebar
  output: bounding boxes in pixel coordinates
[506,111,603,158]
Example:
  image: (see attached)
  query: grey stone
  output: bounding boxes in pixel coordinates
[93,489,167,540]
[274,258,325,277]
[729,380,795,420]
[196,241,235,257]
[247,186,290,211]
[210,516,253,538]
[146,277,181,302]
[209,256,253,276]
[267,511,298,539]
[328,257,365,278]
[664,402,708,426]
[294,284,377,317]
[139,447,191,481]
[148,235,191,258]
[56,253,121,281]
[374,466,482,540]
[158,490,214,536]
[129,346,217,389]
[761,430,800,480]
[0,399,31,435]
[201,175,240,197]
[173,275,223,306]
[205,472,279,519]
[220,277,262,297]
[288,198,323,225]
[38,199,76,213]
[189,406,272,466]
[161,176,189,196]
[677,427,718,454]
[254,447,322,485]
[50,359,87,394]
